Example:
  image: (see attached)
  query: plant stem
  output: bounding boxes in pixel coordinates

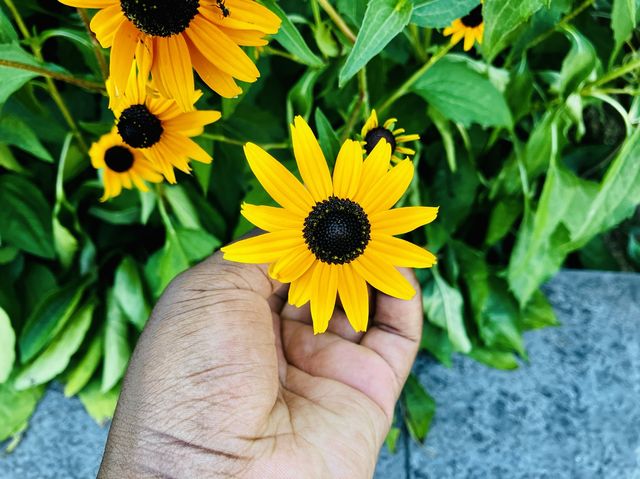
[156,185,176,236]
[527,0,595,50]
[0,59,105,92]
[262,46,306,64]
[77,8,108,81]
[317,0,356,43]
[201,133,289,151]
[358,68,370,119]
[591,57,640,87]
[377,41,455,115]
[4,0,88,152]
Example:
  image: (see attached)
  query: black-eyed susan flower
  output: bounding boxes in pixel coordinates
[361,109,421,164]
[222,116,438,334]
[90,129,163,201]
[443,2,484,51]
[58,0,281,109]
[107,64,221,184]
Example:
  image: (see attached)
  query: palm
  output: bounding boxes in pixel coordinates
[100,255,422,479]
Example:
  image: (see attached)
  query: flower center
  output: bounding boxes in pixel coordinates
[117,104,163,149]
[104,145,135,173]
[303,196,371,265]
[364,127,396,155]
[120,0,200,37]
[460,4,483,28]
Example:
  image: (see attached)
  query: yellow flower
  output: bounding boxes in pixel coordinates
[443,3,484,51]
[58,0,281,110]
[107,63,221,184]
[90,129,163,201]
[361,109,421,164]
[222,116,438,334]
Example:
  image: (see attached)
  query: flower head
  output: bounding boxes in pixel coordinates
[222,117,438,334]
[58,0,281,110]
[361,109,421,164]
[443,2,484,51]
[90,129,163,201]
[107,63,221,183]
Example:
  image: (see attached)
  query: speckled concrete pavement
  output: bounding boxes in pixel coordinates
[1,271,639,479]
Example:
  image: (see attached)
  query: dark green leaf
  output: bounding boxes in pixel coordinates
[385,427,401,453]
[420,321,453,367]
[315,108,341,163]
[411,0,479,28]
[0,43,39,105]
[611,0,637,53]
[0,306,15,383]
[0,175,55,259]
[0,114,53,162]
[64,333,103,398]
[102,290,131,393]
[339,0,414,86]
[113,257,150,331]
[287,68,324,123]
[521,289,558,330]
[402,374,435,442]
[485,196,522,245]
[468,347,519,370]
[557,27,598,98]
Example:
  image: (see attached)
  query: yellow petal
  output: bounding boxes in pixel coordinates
[289,262,316,307]
[361,109,379,137]
[241,204,303,231]
[359,159,414,214]
[58,0,115,7]
[354,139,391,203]
[368,235,437,268]
[152,35,195,112]
[221,231,304,264]
[162,111,221,136]
[110,20,138,94]
[332,140,363,199]
[463,31,475,51]
[338,264,369,332]
[291,116,332,202]
[310,262,338,334]
[89,4,124,48]
[186,37,243,98]
[244,143,314,217]
[370,206,439,235]
[269,244,315,283]
[352,253,415,300]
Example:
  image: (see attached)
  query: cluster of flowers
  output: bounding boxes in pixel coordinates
[57,0,486,332]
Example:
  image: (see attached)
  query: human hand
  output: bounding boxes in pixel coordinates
[99,251,422,479]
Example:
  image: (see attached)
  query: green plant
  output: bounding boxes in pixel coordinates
[0,0,638,448]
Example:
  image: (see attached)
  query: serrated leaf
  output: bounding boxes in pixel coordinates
[0,307,15,384]
[261,0,324,67]
[339,0,414,86]
[14,302,94,390]
[412,56,512,128]
[411,0,479,28]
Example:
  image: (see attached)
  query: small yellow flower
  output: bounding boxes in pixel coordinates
[222,116,438,334]
[443,3,484,51]
[58,0,281,110]
[107,62,221,184]
[361,110,421,164]
[90,130,163,201]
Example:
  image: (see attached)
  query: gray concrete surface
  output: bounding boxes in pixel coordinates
[1,270,639,479]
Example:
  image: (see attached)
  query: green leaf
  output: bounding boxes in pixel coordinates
[420,321,453,367]
[336,0,368,26]
[315,108,341,163]
[164,185,202,229]
[0,114,53,162]
[0,8,18,43]
[113,257,150,331]
[485,196,522,245]
[611,0,637,53]
[78,380,119,426]
[0,175,55,259]
[423,269,471,353]
[52,217,78,269]
[0,379,44,442]
[482,0,546,61]
[385,427,401,453]
[176,227,220,262]
[14,302,94,390]
[287,67,323,123]
[428,105,457,171]
[19,278,89,363]
[0,307,15,383]
[261,0,324,67]
[102,290,131,393]
[339,0,414,86]
[0,43,39,106]
[412,56,512,128]
[313,22,340,58]
[468,347,519,370]
[521,290,558,330]
[411,0,479,28]
[402,374,435,442]
[64,333,103,398]
[557,27,598,98]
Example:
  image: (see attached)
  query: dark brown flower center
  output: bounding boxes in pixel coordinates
[104,145,135,173]
[120,0,200,37]
[461,4,483,28]
[364,127,396,155]
[303,196,371,265]
[117,104,163,149]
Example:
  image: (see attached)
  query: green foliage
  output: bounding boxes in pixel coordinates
[0,0,639,449]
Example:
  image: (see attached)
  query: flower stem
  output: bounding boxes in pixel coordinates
[377,41,455,115]
[201,133,289,151]
[591,57,640,88]
[358,68,370,119]
[77,8,109,81]
[4,0,89,152]
[0,59,105,92]
[317,0,356,43]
